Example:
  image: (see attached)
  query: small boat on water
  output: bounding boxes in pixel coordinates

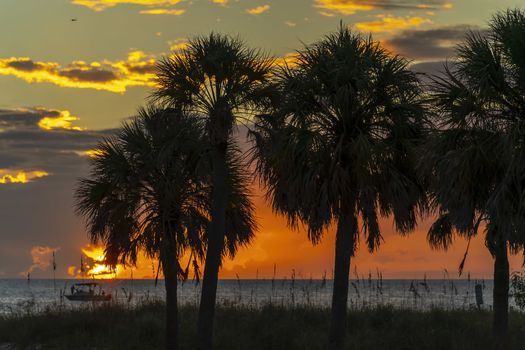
[65,282,111,302]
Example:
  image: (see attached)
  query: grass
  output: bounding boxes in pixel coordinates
[1,302,525,349]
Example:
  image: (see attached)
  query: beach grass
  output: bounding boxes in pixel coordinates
[1,302,525,349]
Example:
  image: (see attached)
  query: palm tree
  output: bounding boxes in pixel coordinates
[423,9,525,347]
[250,26,426,350]
[75,106,256,350]
[153,33,273,350]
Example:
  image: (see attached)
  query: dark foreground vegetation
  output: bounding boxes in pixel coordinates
[1,302,525,350]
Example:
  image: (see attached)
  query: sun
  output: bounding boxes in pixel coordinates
[81,245,122,279]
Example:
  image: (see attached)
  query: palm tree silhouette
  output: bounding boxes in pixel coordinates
[75,106,256,350]
[250,26,426,350]
[153,33,272,350]
[423,9,525,347]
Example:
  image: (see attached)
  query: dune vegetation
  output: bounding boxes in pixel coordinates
[2,302,525,350]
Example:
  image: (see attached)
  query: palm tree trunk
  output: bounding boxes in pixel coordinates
[163,244,179,350]
[197,144,228,350]
[328,214,356,350]
[492,238,509,349]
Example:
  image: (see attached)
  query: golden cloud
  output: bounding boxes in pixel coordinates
[72,0,184,11]
[169,38,190,52]
[0,170,49,184]
[314,0,453,16]
[211,0,227,5]
[273,53,300,68]
[37,109,84,131]
[79,148,105,158]
[139,8,186,15]
[246,4,270,15]
[67,266,78,276]
[0,51,157,93]
[355,16,432,32]
[314,0,374,15]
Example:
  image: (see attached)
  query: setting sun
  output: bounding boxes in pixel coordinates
[79,245,121,279]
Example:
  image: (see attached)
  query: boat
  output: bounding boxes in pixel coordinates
[65,282,111,302]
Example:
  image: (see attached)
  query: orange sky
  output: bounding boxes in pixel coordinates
[71,182,523,281]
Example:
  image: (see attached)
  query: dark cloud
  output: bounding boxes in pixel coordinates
[59,68,118,83]
[410,60,446,75]
[316,0,452,14]
[125,63,157,75]
[0,110,41,129]
[0,54,156,93]
[386,25,487,60]
[409,60,449,84]
[6,59,46,72]
[0,108,115,173]
[362,0,449,10]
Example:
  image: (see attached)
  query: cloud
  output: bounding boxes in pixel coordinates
[168,38,190,52]
[314,0,452,16]
[23,246,59,275]
[0,107,84,132]
[409,60,454,84]
[37,109,84,131]
[274,53,301,68]
[211,0,228,5]
[383,24,484,60]
[67,265,78,276]
[246,4,270,15]
[80,149,105,158]
[410,60,446,74]
[285,21,297,27]
[355,16,431,32]
[0,51,157,93]
[71,0,184,11]
[0,170,49,184]
[139,8,186,15]
[0,108,115,178]
[315,0,373,15]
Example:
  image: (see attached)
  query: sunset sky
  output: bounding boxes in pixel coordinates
[0,0,523,280]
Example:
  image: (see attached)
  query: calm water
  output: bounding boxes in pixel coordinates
[0,278,506,315]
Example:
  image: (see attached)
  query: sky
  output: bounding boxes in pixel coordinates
[0,0,524,280]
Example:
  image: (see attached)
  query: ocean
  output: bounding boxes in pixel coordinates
[0,277,508,315]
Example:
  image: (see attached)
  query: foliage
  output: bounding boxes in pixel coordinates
[75,106,209,273]
[153,32,276,142]
[251,24,427,251]
[75,106,257,272]
[3,303,525,350]
[422,8,525,255]
[511,272,525,310]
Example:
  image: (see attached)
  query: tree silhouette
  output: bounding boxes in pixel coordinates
[75,106,256,350]
[423,9,525,347]
[153,33,272,350]
[250,26,426,350]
